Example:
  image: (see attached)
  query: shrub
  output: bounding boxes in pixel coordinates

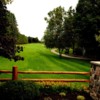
[0,80,39,100]
[69,48,73,55]
[77,95,85,100]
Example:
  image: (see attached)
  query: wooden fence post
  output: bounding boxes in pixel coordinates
[12,66,18,80]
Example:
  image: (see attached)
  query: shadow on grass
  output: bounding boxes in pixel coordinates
[38,52,90,79]
[39,51,90,68]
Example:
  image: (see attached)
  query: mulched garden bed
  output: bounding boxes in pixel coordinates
[38,86,93,100]
[39,92,93,100]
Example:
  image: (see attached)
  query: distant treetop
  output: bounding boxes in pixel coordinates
[0,0,13,5]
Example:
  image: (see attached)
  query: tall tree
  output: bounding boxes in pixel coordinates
[63,7,77,50]
[0,1,23,61]
[44,6,67,57]
[74,0,100,58]
[0,1,8,36]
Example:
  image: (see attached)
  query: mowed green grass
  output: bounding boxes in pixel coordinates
[0,43,91,80]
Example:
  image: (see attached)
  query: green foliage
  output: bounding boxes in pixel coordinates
[77,95,85,100]
[63,7,77,49]
[0,1,8,36]
[28,36,39,43]
[0,35,16,59]
[6,10,19,37]
[0,80,39,100]
[44,6,67,57]
[44,30,55,48]
[17,34,28,44]
[69,48,73,55]
[59,92,66,97]
[74,0,100,58]
[95,34,100,43]
[0,1,25,61]
[44,0,100,59]
[0,0,13,5]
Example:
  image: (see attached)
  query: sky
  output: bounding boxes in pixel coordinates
[7,0,79,40]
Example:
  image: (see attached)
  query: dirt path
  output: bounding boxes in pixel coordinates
[51,49,90,60]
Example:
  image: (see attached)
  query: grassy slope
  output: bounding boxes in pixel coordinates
[0,43,91,79]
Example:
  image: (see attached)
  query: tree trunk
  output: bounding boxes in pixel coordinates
[58,48,63,59]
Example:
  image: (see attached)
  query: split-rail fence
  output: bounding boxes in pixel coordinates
[0,66,90,82]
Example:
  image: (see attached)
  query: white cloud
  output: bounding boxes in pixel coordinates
[7,0,79,40]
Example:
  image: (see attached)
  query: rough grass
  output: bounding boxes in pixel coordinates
[0,43,91,81]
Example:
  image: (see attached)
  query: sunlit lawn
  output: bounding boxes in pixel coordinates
[0,43,91,81]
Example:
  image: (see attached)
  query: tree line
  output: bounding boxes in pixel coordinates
[0,0,39,61]
[43,0,100,59]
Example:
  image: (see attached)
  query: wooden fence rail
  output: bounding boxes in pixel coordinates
[0,66,90,82]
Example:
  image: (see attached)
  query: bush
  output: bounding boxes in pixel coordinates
[69,48,73,55]
[77,95,85,100]
[0,80,39,100]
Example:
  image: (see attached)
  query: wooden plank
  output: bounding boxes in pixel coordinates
[0,78,90,82]
[0,69,90,75]
[0,70,12,74]
[18,71,90,75]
